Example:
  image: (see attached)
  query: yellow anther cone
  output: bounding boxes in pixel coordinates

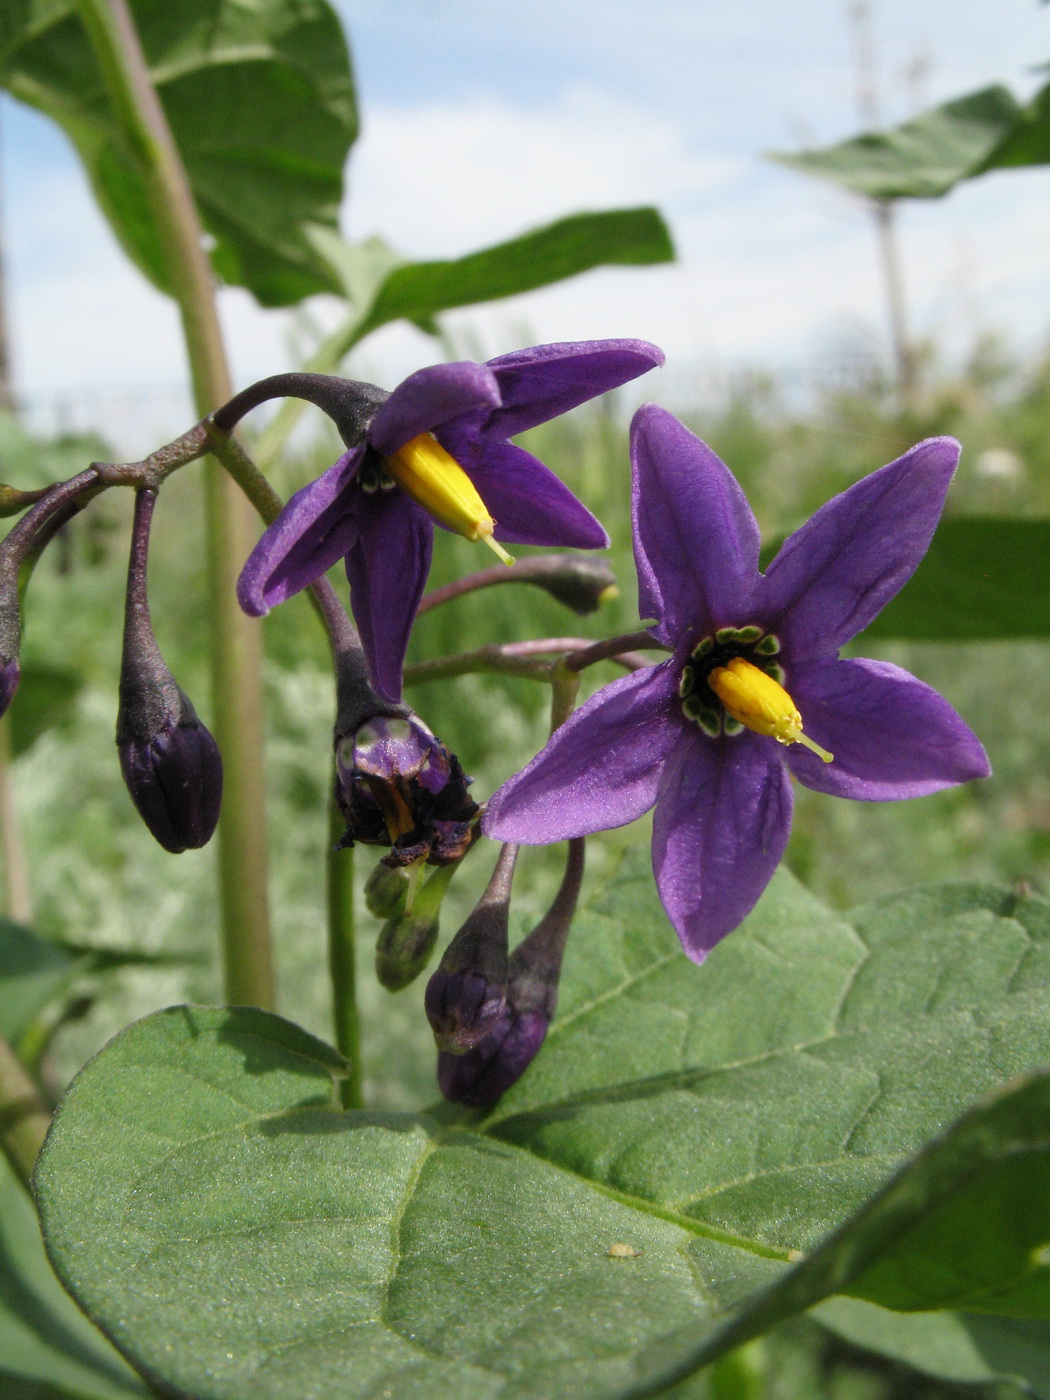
[708,657,833,763]
[385,433,513,564]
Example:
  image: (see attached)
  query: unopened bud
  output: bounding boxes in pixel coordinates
[365,861,410,919]
[116,490,222,852]
[118,705,223,853]
[520,554,619,615]
[424,843,517,1053]
[375,859,458,991]
[438,838,584,1108]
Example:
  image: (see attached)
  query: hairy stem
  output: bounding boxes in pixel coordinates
[563,630,667,672]
[403,637,654,688]
[0,1033,50,1193]
[72,0,273,1008]
[327,793,362,1109]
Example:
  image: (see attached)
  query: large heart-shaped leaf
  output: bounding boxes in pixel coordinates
[35,859,1050,1398]
[1,0,356,305]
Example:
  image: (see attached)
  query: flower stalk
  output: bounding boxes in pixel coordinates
[327,791,362,1110]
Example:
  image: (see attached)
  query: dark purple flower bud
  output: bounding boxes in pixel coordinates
[116,490,222,853]
[425,843,518,1054]
[118,706,223,853]
[438,838,584,1108]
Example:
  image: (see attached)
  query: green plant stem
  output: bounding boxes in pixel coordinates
[0,1032,50,1193]
[72,0,274,1009]
[327,793,362,1109]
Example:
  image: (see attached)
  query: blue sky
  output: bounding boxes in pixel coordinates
[1,0,1047,451]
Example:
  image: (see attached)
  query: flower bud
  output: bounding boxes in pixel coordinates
[116,490,222,853]
[375,859,457,991]
[424,843,517,1054]
[364,861,410,919]
[520,554,618,615]
[438,838,584,1108]
[118,702,223,853]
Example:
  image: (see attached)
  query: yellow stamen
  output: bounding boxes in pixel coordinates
[385,432,513,565]
[707,657,833,763]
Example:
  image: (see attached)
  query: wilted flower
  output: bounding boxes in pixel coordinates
[485,407,990,961]
[336,712,477,866]
[237,340,663,700]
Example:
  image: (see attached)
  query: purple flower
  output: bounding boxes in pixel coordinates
[484,406,991,962]
[238,341,663,701]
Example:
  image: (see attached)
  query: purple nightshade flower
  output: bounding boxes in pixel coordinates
[237,341,664,701]
[485,406,991,962]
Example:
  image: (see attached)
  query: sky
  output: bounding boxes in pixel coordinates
[1,0,1047,453]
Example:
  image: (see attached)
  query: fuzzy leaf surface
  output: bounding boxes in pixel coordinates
[34,860,1050,1398]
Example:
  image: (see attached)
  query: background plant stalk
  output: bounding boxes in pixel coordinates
[71,0,274,1008]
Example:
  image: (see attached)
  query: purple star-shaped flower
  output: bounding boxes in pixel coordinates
[238,340,663,701]
[485,405,991,961]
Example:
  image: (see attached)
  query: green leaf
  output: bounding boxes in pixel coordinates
[34,865,1050,1398]
[758,517,1050,641]
[0,0,356,306]
[255,207,675,465]
[0,1152,148,1399]
[0,921,80,1045]
[814,1297,1050,1397]
[0,917,197,1053]
[345,207,675,341]
[978,77,1050,172]
[7,665,82,758]
[769,86,1022,199]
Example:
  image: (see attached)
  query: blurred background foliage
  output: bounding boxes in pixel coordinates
[2,327,1048,1113]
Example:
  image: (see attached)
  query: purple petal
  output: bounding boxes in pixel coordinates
[237,450,362,616]
[445,439,608,548]
[484,662,681,843]
[368,362,501,457]
[631,405,761,644]
[652,730,793,962]
[344,490,433,703]
[482,339,664,438]
[761,437,960,660]
[783,656,990,800]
